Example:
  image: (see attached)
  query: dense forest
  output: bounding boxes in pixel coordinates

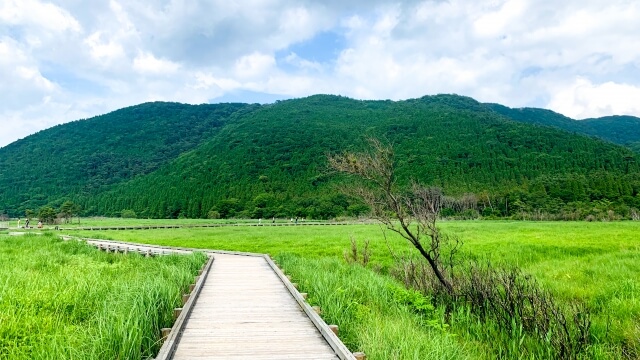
[1,94,640,221]
[0,102,253,214]
[486,103,640,150]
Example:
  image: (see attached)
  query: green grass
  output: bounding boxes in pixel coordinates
[0,234,207,359]
[65,223,408,266]
[277,254,476,359]
[64,220,640,358]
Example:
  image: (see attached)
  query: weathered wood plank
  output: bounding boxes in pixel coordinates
[171,253,341,360]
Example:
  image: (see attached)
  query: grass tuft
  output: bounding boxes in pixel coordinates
[0,234,206,359]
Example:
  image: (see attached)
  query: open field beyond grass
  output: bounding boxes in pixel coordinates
[7,217,330,228]
[0,234,207,360]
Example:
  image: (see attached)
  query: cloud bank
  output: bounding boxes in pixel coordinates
[1,0,639,147]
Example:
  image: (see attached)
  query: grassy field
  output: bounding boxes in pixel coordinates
[59,219,640,358]
[0,233,207,359]
[277,254,478,359]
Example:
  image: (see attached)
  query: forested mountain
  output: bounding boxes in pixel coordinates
[0,102,253,214]
[485,103,640,150]
[2,94,640,220]
[581,116,640,152]
[81,95,640,219]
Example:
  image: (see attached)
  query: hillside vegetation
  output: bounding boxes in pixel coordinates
[0,102,252,213]
[1,94,640,220]
[486,103,640,148]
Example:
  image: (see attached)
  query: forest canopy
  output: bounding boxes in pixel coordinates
[1,94,640,221]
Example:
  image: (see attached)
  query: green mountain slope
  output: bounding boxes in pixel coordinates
[581,116,640,149]
[485,103,640,148]
[0,102,252,214]
[2,94,639,219]
[80,95,640,219]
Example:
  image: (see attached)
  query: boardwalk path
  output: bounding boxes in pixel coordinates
[57,221,372,231]
[67,238,357,360]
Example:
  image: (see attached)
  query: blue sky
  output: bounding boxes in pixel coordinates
[1,0,640,147]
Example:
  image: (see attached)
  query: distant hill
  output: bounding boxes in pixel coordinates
[0,102,253,213]
[581,116,640,151]
[1,95,639,219]
[485,103,640,149]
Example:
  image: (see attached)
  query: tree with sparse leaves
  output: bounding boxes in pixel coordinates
[329,138,592,357]
[328,138,460,293]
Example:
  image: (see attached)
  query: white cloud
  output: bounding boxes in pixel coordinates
[192,73,237,92]
[133,52,181,74]
[84,32,125,62]
[0,38,57,110]
[2,0,640,147]
[0,0,81,33]
[284,53,323,72]
[548,77,640,119]
[473,0,528,38]
[235,52,276,78]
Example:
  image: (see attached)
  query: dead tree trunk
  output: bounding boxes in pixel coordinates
[328,138,459,293]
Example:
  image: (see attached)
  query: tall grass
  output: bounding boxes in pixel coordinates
[0,234,206,359]
[276,254,476,360]
[66,221,640,358]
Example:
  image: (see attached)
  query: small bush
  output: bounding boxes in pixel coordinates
[343,237,371,266]
[207,210,220,219]
[391,256,591,359]
[121,209,137,218]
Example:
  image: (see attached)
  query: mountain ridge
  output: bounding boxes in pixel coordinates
[1,94,639,219]
[483,103,640,148]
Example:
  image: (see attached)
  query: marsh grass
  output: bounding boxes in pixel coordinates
[66,220,640,358]
[0,233,207,359]
[41,217,329,228]
[276,254,476,360]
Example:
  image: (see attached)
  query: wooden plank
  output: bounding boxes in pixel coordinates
[155,254,214,360]
[171,254,340,360]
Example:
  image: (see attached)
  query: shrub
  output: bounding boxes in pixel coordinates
[390,256,591,359]
[121,209,137,218]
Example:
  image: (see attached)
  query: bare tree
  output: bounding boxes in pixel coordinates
[328,138,460,293]
[328,138,592,358]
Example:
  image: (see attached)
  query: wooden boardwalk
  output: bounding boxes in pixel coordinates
[66,237,358,360]
[170,253,340,359]
[57,221,373,231]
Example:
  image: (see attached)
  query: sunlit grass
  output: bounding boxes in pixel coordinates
[0,234,207,359]
[65,220,640,358]
[26,217,331,228]
[277,254,477,360]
